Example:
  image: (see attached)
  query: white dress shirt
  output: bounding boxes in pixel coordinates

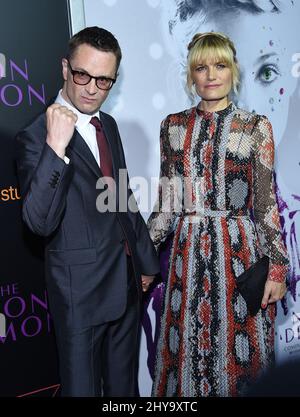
[55,90,100,165]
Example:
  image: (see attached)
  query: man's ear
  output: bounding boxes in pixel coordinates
[62,58,68,81]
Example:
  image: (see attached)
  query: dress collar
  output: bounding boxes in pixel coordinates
[196,102,236,120]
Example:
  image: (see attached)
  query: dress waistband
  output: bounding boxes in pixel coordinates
[179,209,251,219]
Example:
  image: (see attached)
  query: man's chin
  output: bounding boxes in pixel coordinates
[77,103,100,115]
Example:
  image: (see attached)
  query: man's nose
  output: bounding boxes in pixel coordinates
[85,78,98,94]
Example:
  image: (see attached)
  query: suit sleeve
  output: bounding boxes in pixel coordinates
[15,125,74,237]
[252,115,289,283]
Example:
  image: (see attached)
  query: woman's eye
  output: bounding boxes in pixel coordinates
[256,64,280,84]
[216,64,226,69]
[195,66,205,72]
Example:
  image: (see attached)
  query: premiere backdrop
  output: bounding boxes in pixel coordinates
[0,0,70,396]
[1,0,300,398]
[82,0,300,396]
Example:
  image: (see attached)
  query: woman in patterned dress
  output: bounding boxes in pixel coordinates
[147,32,289,397]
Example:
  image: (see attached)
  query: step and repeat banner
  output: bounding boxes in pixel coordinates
[0,0,70,396]
[81,0,300,395]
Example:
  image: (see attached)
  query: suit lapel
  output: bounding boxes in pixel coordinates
[66,112,121,203]
[67,130,102,178]
[100,112,121,207]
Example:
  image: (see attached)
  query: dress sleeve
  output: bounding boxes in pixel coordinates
[252,115,289,283]
[147,116,178,251]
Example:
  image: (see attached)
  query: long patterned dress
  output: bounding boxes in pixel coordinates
[147,103,289,397]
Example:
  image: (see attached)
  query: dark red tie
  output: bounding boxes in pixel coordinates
[90,116,131,256]
[90,116,113,179]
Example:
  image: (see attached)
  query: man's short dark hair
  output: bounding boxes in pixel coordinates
[67,26,122,71]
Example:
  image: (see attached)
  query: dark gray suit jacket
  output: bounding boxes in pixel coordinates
[15,110,159,329]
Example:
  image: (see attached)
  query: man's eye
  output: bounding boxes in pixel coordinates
[77,71,88,78]
[97,77,109,84]
[256,64,280,84]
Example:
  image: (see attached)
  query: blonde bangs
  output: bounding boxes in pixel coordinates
[189,42,233,71]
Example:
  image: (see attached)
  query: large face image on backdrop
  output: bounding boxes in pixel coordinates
[161,0,300,306]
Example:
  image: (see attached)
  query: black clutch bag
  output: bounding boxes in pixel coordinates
[235,255,269,316]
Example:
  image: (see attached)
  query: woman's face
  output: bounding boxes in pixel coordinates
[192,59,232,104]
[192,9,299,145]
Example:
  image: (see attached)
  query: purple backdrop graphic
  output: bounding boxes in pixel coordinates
[141,236,172,379]
[0,59,45,107]
[0,0,70,396]
[0,283,53,343]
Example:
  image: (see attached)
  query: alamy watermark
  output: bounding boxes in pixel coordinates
[0,53,6,79]
[292,53,300,78]
[0,313,6,337]
[96,169,206,219]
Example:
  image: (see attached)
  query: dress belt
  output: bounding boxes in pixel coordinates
[179,209,251,219]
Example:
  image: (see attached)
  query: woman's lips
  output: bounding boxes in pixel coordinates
[205,84,222,89]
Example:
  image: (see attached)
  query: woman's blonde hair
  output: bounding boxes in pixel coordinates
[186,32,240,96]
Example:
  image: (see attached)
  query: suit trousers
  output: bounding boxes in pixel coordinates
[55,256,140,397]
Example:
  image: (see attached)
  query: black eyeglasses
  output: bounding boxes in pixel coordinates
[67,61,116,91]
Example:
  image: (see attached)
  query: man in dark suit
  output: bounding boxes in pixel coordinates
[15,26,159,397]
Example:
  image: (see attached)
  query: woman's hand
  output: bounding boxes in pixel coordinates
[261,280,287,309]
